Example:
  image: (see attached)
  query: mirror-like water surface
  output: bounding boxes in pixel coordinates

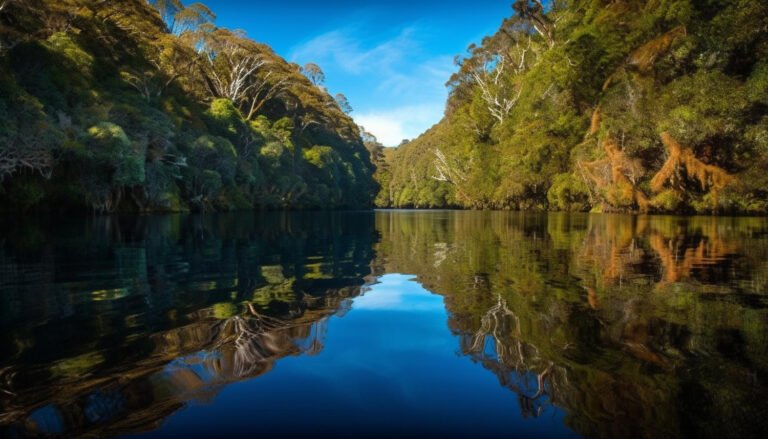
[1,211,768,438]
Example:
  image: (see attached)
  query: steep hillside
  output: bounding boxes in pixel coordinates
[379,0,768,214]
[0,0,376,212]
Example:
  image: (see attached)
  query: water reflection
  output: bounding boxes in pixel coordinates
[374,211,768,438]
[0,212,375,437]
[1,211,767,438]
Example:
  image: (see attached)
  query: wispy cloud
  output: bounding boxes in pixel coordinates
[355,103,443,146]
[290,27,417,75]
[290,25,453,145]
[376,54,454,99]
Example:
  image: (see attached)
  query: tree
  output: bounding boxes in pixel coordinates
[650,132,732,210]
[432,148,467,186]
[121,34,199,102]
[194,28,294,122]
[150,0,215,36]
[334,93,352,114]
[199,29,266,103]
[0,97,57,183]
[511,0,554,47]
[472,53,523,124]
[151,0,184,27]
[78,122,146,213]
[360,127,383,161]
[359,127,377,145]
[282,94,327,136]
[302,63,325,86]
[173,2,215,35]
[0,0,385,212]
[0,143,53,182]
[0,0,28,52]
[243,71,288,120]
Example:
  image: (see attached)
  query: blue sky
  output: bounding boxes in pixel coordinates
[204,1,512,145]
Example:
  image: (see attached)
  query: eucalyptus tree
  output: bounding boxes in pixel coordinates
[150,0,215,36]
[301,63,325,87]
[334,93,352,114]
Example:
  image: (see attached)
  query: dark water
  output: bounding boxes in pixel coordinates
[1,211,768,438]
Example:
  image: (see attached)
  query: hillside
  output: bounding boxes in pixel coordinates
[0,0,377,213]
[377,0,768,214]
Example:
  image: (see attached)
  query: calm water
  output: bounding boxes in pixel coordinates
[1,211,768,438]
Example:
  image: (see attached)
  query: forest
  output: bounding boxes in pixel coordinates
[2,1,766,215]
[0,0,377,212]
[374,0,768,214]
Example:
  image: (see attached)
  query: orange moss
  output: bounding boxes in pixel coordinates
[627,26,687,73]
[651,132,733,208]
[580,136,650,212]
[601,68,625,92]
[600,26,686,93]
[585,286,599,310]
[589,107,601,137]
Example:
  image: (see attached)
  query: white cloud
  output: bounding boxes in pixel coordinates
[290,26,454,145]
[290,27,416,75]
[355,103,443,146]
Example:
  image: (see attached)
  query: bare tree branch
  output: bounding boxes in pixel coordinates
[0,144,53,182]
[245,72,287,120]
[431,148,467,184]
[472,54,523,124]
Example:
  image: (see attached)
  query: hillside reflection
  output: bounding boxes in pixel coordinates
[0,212,375,438]
[373,211,768,439]
[1,211,768,438]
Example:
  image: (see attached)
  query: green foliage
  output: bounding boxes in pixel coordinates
[206,98,244,140]
[652,189,684,212]
[0,0,375,212]
[85,122,130,153]
[47,32,94,74]
[547,173,590,212]
[657,70,747,146]
[746,61,768,105]
[189,134,237,182]
[379,0,768,214]
[84,123,145,188]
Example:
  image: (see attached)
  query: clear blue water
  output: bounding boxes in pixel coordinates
[124,274,575,439]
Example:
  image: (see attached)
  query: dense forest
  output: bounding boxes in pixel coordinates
[0,0,377,213]
[376,0,768,214]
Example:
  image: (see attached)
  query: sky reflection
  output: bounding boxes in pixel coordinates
[126,272,575,439]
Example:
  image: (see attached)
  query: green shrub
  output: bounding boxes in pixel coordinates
[547,173,591,211]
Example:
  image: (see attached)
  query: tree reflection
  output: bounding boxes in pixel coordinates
[0,212,375,437]
[2,211,768,438]
[374,211,768,439]
[464,295,563,419]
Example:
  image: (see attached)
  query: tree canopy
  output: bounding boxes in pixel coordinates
[0,0,375,212]
[378,0,768,214]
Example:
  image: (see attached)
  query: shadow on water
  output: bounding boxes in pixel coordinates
[1,211,768,438]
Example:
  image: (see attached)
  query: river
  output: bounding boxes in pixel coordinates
[1,211,767,438]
